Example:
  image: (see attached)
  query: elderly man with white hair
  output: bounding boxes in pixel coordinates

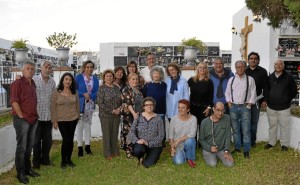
[264,59,297,151]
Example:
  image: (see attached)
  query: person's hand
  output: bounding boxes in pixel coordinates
[137,139,145,144]
[224,152,233,162]
[261,101,267,111]
[211,146,218,153]
[53,122,58,130]
[16,75,22,80]
[112,108,120,115]
[203,108,210,117]
[83,93,90,101]
[133,112,139,120]
[170,147,176,157]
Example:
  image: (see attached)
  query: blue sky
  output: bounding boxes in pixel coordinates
[0,0,246,51]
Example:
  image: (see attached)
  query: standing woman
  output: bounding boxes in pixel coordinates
[126,61,145,89]
[114,66,126,90]
[166,63,189,121]
[51,73,80,169]
[130,97,164,168]
[75,60,99,157]
[97,69,122,160]
[188,62,214,145]
[143,66,167,146]
[121,73,144,158]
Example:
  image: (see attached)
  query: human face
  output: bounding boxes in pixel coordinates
[143,100,154,113]
[22,64,35,79]
[104,72,114,85]
[147,55,155,68]
[41,63,52,79]
[128,65,136,74]
[235,62,245,76]
[197,64,207,76]
[152,71,161,82]
[213,104,225,119]
[168,66,178,79]
[115,69,123,80]
[274,60,284,73]
[129,75,139,88]
[178,103,189,116]
[84,63,94,76]
[63,75,73,89]
[248,55,259,68]
[213,59,224,73]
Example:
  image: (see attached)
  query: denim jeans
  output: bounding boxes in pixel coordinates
[13,116,37,174]
[33,120,53,165]
[229,104,251,152]
[202,149,234,167]
[172,138,196,164]
[157,114,166,145]
[250,103,260,145]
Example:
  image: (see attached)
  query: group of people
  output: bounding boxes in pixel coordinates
[10,51,298,184]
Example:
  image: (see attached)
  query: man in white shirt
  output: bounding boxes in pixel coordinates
[225,60,256,159]
[140,53,156,82]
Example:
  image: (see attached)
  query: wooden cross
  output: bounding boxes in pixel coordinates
[239,16,253,61]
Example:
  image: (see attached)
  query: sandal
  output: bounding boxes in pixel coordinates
[126,151,133,159]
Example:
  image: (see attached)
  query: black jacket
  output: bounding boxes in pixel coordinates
[265,70,297,110]
[245,65,268,103]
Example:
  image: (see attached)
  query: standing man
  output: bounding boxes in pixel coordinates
[10,61,40,184]
[245,52,268,147]
[140,52,156,82]
[199,102,234,167]
[209,57,234,113]
[225,60,256,158]
[264,59,297,151]
[32,61,56,169]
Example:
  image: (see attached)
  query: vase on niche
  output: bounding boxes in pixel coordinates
[184,46,197,66]
[56,47,70,66]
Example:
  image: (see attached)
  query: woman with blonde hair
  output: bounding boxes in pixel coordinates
[188,62,213,146]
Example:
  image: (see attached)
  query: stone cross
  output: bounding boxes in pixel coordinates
[239,16,253,61]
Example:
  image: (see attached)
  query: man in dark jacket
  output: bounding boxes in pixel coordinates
[264,59,297,151]
[245,52,268,147]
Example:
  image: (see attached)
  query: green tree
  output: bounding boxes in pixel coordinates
[246,0,300,29]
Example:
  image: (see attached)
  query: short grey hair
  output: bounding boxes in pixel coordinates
[213,57,223,64]
[235,60,246,67]
[150,66,164,81]
[41,60,53,67]
[274,59,284,67]
[23,61,35,69]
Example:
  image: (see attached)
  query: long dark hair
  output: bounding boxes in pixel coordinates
[114,66,127,85]
[57,72,77,94]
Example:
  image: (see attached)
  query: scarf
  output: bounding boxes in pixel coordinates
[210,68,232,98]
[169,75,180,94]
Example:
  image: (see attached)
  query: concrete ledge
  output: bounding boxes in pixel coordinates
[0,124,16,175]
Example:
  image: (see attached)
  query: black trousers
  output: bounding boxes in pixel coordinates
[132,143,162,168]
[33,120,53,164]
[58,120,77,163]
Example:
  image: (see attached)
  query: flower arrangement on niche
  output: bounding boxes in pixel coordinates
[275,45,296,56]
[135,48,150,56]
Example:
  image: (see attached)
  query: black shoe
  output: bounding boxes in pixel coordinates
[41,160,53,166]
[25,169,40,177]
[244,151,250,159]
[67,160,75,168]
[231,148,241,154]
[281,145,288,151]
[17,174,29,184]
[61,162,67,169]
[264,144,274,150]
[78,146,83,157]
[32,161,40,169]
[85,145,93,155]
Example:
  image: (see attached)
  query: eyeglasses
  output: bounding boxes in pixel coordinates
[144,104,154,107]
